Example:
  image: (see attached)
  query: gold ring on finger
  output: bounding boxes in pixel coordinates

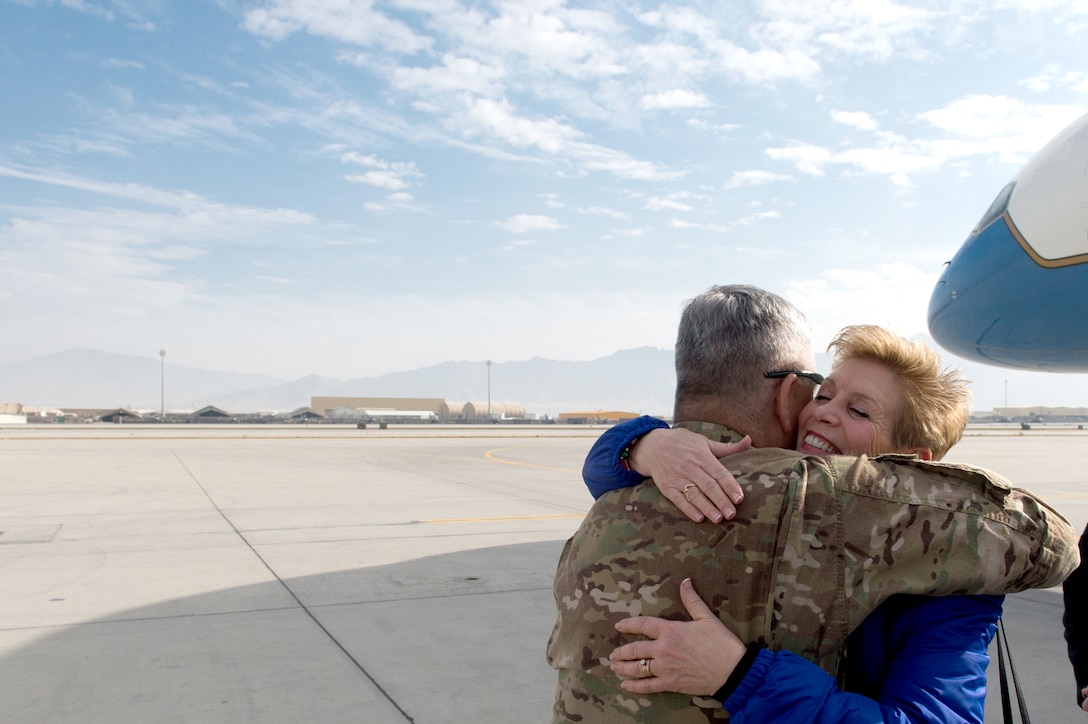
[681,483,697,499]
[638,658,652,678]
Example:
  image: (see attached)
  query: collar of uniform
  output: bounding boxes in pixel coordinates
[673,420,747,444]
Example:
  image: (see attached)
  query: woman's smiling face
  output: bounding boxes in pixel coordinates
[796,357,900,457]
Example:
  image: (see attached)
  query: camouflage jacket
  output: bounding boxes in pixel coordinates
[547,421,1079,723]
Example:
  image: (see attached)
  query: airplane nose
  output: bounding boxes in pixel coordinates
[928,216,1088,371]
[928,111,1088,372]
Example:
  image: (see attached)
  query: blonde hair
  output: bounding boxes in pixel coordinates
[828,325,970,460]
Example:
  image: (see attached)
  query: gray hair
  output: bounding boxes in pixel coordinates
[674,285,814,417]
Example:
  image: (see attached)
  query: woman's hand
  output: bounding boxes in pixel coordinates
[608,578,746,696]
[628,428,750,522]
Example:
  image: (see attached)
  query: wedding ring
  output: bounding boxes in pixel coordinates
[681,483,697,499]
[638,658,652,677]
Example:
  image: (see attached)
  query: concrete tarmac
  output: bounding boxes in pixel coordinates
[0,424,1085,723]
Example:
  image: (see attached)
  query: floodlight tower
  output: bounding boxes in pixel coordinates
[487,359,492,422]
[160,349,166,422]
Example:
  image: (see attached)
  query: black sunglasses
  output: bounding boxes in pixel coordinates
[764,369,825,385]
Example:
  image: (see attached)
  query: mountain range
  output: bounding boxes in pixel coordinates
[0,343,1083,416]
[0,347,677,416]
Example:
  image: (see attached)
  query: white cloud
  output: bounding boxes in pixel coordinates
[576,148,686,181]
[101,57,144,69]
[49,0,116,21]
[641,89,712,110]
[631,39,708,83]
[724,169,793,189]
[831,109,878,130]
[0,164,315,223]
[502,239,537,251]
[390,54,504,96]
[465,2,626,80]
[255,274,298,285]
[734,209,781,225]
[340,153,424,190]
[760,96,1088,185]
[835,146,943,180]
[713,44,821,85]
[669,218,730,233]
[687,118,740,133]
[345,171,409,190]
[148,245,206,261]
[919,95,1087,160]
[496,214,565,233]
[765,143,832,176]
[752,0,940,62]
[784,262,939,352]
[646,197,694,212]
[1019,64,1088,94]
[45,103,261,156]
[462,97,583,154]
[242,0,431,53]
[639,6,822,85]
[577,205,628,219]
[454,96,684,181]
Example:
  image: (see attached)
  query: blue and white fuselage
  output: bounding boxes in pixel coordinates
[928,112,1088,371]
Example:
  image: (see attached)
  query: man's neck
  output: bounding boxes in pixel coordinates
[673,420,747,444]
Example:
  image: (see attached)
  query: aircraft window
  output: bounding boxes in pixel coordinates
[973,182,1015,233]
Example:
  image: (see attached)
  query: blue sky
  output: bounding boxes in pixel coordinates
[2,0,1087,409]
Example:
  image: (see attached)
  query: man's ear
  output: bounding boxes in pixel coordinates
[772,374,802,445]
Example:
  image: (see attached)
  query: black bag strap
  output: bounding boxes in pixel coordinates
[997,617,1030,724]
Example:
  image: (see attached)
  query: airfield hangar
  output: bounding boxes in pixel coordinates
[311,396,526,422]
[461,401,525,420]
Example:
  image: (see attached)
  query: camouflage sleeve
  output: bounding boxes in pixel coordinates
[832,454,1079,601]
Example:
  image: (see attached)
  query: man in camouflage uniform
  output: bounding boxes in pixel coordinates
[547,285,1078,722]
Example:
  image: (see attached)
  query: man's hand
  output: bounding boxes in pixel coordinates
[1081,686,1087,713]
[628,427,750,522]
[608,578,747,696]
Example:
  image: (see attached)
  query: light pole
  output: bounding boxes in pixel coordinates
[1004,379,1008,410]
[160,349,166,422]
[486,360,492,422]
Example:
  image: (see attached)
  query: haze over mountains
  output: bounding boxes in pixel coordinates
[0,347,676,416]
[0,343,1083,416]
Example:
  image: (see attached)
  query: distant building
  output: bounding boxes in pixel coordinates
[311,397,445,416]
[23,406,64,423]
[438,401,466,421]
[967,406,1088,424]
[558,410,644,424]
[99,408,142,423]
[286,407,326,422]
[56,408,115,422]
[365,409,437,423]
[189,405,232,423]
[313,397,525,422]
[0,402,27,425]
[462,401,526,421]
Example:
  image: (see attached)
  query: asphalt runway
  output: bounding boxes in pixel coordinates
[0,424,1085,723]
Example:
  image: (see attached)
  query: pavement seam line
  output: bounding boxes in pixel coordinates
[170,450,417,723]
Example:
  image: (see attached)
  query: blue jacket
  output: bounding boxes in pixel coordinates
[584,416,1002,723]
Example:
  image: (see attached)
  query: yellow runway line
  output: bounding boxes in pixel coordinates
[483,447,579,473]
